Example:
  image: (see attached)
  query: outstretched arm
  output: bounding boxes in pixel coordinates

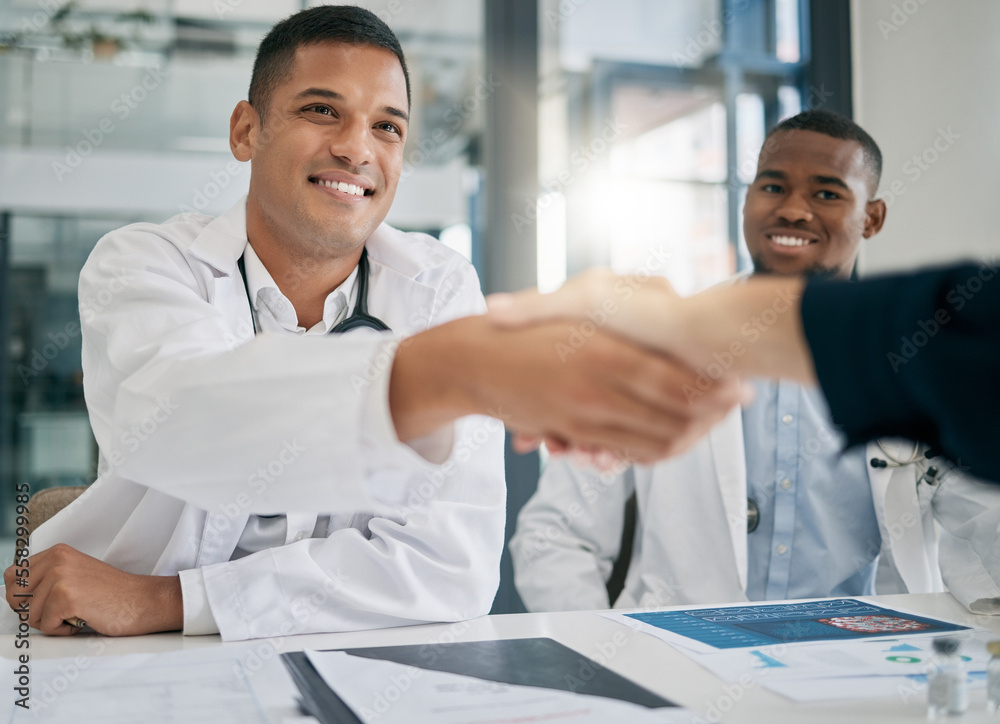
[389,314,749,465]
[488,263,1000,481]
[488,269,814,384]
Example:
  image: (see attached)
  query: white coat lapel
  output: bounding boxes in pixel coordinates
[866,439,941,593]
[708,407,749,591]
[365,224,452,335]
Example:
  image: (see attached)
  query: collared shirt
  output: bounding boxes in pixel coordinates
[241,242,360,335]
[231,244,359,559]
[743,378,880,600]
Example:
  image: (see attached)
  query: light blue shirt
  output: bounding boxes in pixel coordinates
[743,379,880,600]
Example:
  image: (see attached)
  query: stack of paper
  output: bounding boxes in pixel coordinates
[301,650,695,723]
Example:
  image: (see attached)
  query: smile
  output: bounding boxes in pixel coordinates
[311,178,371,197]
[769,234,816,247]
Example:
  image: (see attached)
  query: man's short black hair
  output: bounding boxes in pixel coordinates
[766,109,882,194]
[249,5,411,124]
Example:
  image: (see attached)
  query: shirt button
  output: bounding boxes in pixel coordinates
[776,544,788,555]
[781,414,794,425]
[780,478,792,490]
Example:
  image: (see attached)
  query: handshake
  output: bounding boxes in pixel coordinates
[394,261,993,481]
[481,269,814,466]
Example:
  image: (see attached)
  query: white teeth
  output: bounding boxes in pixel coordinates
[772,235,811,247]
[317,179,366,196]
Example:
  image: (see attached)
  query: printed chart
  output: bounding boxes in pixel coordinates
[618,598,968,650]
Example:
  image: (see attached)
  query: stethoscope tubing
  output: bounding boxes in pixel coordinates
[237,246,391,336]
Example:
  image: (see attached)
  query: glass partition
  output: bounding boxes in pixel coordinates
[0,0,485,535]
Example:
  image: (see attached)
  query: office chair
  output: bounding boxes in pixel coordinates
[23,485,88,538]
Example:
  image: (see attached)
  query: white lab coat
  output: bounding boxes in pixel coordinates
[511,408,1000,614]
[22,199,507,642]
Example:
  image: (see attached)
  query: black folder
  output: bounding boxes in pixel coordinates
[281,636,675,723]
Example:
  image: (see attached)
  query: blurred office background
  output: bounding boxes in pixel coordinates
[1,0,998,607]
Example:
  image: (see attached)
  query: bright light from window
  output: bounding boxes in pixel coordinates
[736,94,765,184]
[775,0,801,63]
[536,191,567,293]
[778,85,803,121]
[439,223,472,261]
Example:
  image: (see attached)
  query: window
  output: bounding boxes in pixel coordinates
[537,0,807,293]
[0,0,485,538]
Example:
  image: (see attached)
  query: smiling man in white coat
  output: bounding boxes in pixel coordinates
[2,6,744,641]
[510,110,1000,615]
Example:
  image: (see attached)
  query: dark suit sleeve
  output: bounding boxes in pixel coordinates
[801,262,1000,482]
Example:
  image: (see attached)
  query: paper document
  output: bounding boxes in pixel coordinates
[763,670,987,703]
[304,649,693,723]
[606,598,968,653]
[4,645,288,723]
[604,598,988,704]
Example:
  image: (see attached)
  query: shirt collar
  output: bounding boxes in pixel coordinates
[242,242,361,335]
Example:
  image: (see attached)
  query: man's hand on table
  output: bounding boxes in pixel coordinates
[4,544,182,636]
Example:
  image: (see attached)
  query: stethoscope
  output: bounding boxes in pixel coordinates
[746,438,941,535]
[870,438,941,487]
[237,246,391,335]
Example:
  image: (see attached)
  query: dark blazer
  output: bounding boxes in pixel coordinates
[802,262,999,483]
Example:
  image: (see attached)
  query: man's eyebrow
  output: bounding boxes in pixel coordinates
[754,169,787,182]
[294,87,344,102]
[812,174,850,190]
[754,169,851,191]
[383,105,409,123]
[293,87,409,122]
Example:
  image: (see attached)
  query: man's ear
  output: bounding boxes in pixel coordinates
[863,198,887,238]
[230,100,259,162]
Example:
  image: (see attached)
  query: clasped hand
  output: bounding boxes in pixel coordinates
[487,269,753,465]
[4,544,182,636]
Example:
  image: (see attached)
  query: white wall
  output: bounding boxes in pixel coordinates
[852,0,1000,273]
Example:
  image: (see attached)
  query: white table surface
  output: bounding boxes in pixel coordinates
[3,593,999,723]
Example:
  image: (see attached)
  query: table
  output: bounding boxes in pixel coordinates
[3,593,999,723]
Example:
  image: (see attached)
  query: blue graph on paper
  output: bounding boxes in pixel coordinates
[625,599,968,650]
